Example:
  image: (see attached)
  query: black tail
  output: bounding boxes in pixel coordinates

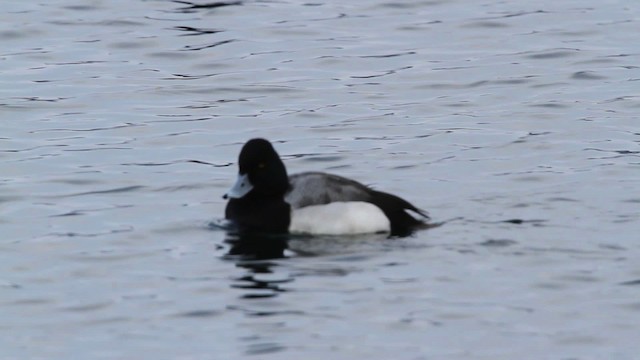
[369,190,430,237]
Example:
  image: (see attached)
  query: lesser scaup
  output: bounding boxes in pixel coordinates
[224,138,430,236]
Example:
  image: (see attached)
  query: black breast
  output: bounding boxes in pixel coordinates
[225,197,291,234]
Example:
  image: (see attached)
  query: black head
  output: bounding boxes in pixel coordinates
[235,138,289,197]
[225,139,291,234]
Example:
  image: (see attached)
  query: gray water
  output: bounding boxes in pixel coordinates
[2,0,639,359]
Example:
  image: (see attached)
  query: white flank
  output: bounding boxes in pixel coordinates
[289,201,390,235]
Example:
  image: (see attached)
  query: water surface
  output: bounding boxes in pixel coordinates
[2,0,639,359]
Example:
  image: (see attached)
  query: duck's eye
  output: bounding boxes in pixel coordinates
[258,162,266,169]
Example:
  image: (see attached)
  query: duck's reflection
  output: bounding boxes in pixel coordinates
[223,231,290,260]
[210,218,291,260]
[220,230,293,299]
[214,221,415,299]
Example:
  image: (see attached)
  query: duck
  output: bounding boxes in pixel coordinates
[224,138,430,237]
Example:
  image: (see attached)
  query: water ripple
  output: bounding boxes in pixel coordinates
[3,0,640,358]
[53,186,146,198]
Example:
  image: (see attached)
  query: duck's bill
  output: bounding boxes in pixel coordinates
[224,173,253,199]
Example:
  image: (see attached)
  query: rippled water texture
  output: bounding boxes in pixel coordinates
[2,0,639,359]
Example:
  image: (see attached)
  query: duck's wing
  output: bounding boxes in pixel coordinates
[285,172,372,209]
[286,171,430,237]
[286,171,429,217]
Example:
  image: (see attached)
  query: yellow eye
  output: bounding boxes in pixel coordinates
[258,162,265,169]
